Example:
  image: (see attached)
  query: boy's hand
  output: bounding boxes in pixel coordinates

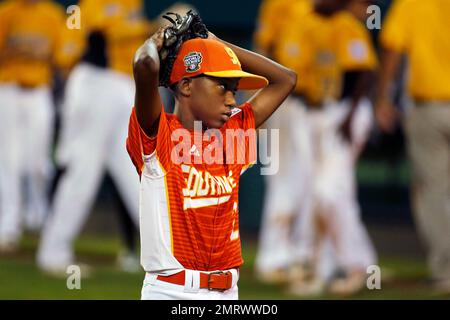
[151,27,166,52]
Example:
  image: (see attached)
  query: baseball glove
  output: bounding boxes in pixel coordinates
[158,10,209,87]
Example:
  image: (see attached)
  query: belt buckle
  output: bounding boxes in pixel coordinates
[207,271,229,292]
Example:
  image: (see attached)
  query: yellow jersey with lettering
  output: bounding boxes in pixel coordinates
[275,11,377,104]
[380,0,450,100]
[0,0,66,87]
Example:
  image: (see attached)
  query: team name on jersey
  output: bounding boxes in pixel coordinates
[181,164,236,210]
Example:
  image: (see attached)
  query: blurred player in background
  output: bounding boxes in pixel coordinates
[37,0,151,274]
[376,0,450,293]
[255,0,378,296]
[0,0,66,252]
[287,0,377,296]
[253,0,312,58]
[253,0,313,285]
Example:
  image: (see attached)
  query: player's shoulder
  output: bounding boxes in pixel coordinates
[165,112,184,130]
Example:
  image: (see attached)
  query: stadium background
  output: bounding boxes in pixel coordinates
[1,0,434,299]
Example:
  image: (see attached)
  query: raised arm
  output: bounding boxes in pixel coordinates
[133,28,165,137]
[213,35,297,128]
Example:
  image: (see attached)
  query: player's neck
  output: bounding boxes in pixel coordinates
[173,101,199,131]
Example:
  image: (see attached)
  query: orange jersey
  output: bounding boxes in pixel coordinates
[127,104,256,272]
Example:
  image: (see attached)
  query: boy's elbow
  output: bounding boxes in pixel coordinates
[133,41,160,75]
[134,54,159,75]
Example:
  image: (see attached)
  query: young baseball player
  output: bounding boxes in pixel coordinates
[253,0,313,284]
[0,0,66,251]
[128,12,296,300]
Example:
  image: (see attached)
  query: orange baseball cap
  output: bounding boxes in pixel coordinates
[169,38,269,90]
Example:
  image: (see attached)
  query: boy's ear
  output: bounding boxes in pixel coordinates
[177,78,192,97]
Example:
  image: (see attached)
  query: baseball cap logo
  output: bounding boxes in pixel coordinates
[184,52,203,73]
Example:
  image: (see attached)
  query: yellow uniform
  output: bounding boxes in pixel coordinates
[380,0,450,100]
[0,0,66,87]
[105,0,151,75]
[275,11,377,105]
[253,0,311,55]
[58,0,151,75]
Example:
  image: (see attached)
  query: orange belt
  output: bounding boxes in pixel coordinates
[157,270,234,291]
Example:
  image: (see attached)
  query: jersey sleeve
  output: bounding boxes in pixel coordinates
[379,0,411,53]
[337,16,378,71]
[126,107,175,176]
[126,108,157,176]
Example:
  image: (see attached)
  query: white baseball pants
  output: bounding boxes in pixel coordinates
[37,64,140,269]
[141,270,239,300]
[294,98,377,279]
[255,96,376,277]
[0,84,54,245]
[255,96,314,273]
